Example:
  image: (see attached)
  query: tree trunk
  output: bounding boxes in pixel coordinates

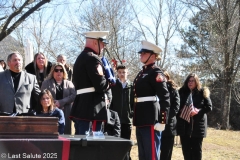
[221,73,232,129]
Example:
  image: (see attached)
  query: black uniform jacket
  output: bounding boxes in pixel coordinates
[70,48,109,121]
[177,87,212,137]
[133,63,170,126]
[162,82,180,137]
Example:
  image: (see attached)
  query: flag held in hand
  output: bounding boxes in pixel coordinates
[180,93,194,123]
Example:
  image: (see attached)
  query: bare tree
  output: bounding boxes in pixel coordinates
[129,0,186,70]
[179,0,240,129]
[0,0,51,42]
[11,1,78,65]
[65,0,141,80]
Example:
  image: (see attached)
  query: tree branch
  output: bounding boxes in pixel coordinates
[0,0,50,41]
[1,0,31,36]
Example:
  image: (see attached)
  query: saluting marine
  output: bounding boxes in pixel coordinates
[70,31,110,135]
[133,40,170,160]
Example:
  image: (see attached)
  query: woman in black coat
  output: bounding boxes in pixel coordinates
[25,52,52,87]
[177,73,212,160]
[160,71,180,160]
[25,52,52,109]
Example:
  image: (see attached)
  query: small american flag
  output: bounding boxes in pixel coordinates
[180,93,193,123]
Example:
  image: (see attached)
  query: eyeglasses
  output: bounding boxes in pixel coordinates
[54,69,63,72]
[188,80,195,83]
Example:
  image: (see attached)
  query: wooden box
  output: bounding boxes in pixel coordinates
[0,116,59,139]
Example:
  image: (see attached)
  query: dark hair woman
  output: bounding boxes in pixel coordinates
[36,89,65,134]
[160,71,180,160]
[177,73,212,160]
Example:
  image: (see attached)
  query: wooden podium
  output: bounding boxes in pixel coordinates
[0,116,59,139]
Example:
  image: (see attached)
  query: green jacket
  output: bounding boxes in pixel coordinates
[110,79,134,124]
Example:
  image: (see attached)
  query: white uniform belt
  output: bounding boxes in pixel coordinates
[135,96,158,103]
[77,87,95,95]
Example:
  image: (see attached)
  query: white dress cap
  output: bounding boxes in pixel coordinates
[138,40,162,54]
[83,31,109,40]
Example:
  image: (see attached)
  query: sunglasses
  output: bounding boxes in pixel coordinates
[54,69,63,72]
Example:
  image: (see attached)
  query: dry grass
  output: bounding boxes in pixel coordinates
[130,127,240,160]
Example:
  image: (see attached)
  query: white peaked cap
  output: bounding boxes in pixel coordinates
[138,40,162,54]
[83,31,109,40]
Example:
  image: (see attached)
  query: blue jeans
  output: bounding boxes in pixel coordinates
[74,119,102,135]
[136,126,161,160]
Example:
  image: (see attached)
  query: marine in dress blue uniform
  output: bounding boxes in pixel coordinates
[133,40,170,160]
[70,31,110,135]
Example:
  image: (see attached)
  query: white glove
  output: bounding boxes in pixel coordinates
[154,123,165,131]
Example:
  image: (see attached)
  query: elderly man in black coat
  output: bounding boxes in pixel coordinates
[70,31,110,135]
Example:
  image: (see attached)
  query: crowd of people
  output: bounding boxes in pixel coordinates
[0,30,212,160]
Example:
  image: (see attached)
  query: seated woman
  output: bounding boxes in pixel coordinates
[36,89,65,135]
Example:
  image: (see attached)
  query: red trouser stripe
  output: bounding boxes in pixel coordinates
[150,125,155,160]
[92,120,97,131]
[58,136,70,160]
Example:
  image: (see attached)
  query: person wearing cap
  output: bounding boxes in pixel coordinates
[70,31,110,135]
[133,40,170,160]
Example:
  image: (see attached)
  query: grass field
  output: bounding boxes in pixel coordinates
[130,127,240,160]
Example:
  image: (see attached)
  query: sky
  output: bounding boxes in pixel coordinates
[6,0,193,73]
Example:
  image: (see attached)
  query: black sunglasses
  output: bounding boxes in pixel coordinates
[54,69,63,72]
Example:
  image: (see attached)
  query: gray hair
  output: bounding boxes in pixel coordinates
[57,54,66,59]
[7,51,22,62]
